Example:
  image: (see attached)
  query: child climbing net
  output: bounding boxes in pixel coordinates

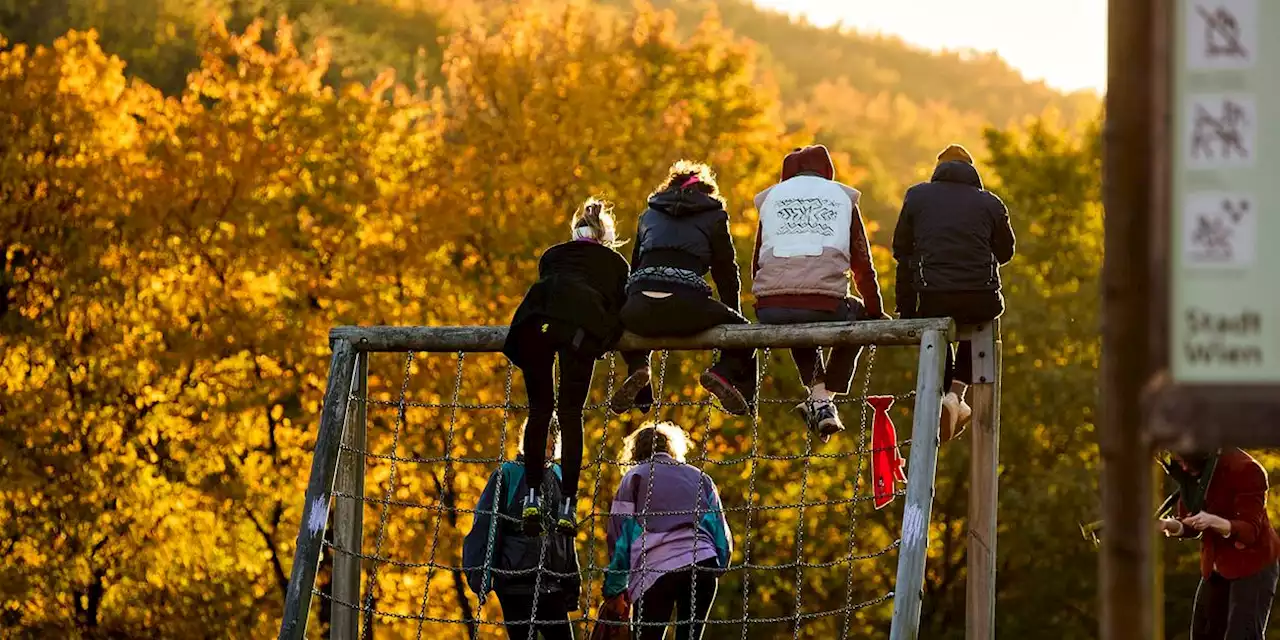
[311,339,922,640]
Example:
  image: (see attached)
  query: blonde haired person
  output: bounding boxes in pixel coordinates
[503,198,630,534]
[603,422,732,640]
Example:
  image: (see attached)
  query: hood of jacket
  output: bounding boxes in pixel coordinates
[931,160,984,189]
[647,186,725,217]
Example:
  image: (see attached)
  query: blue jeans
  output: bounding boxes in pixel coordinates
[755,298,866,394]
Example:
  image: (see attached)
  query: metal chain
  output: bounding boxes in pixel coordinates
[473,364,514,638]
[320,536,899,574]
[414,352,467,639]
[581,352,617,632]
[791,362,817,639]
[315,587,895,627]
[326,343,911,637]
[358,392,914,411]
[840,345,878,637]
[738,350,772,640]
[629,348,671,630]
[359,351,414,640]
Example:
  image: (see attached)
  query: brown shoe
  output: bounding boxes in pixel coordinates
[699,369,749,416]
[608,368,652,415]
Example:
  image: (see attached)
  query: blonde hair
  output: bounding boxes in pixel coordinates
[519,416,562,460]
[570,197,626,248]
[621,421,691,465]
[650,160,724,203]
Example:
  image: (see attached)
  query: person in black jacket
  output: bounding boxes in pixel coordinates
[463,420,581,640]
[503,198,631,534]
[892,144,1015,441]
[607,161,756,417]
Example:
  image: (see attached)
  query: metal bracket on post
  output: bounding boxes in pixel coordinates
[957,322,998,385]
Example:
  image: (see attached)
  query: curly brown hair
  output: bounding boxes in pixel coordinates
[649,160,724,204]
[620,421,691,465]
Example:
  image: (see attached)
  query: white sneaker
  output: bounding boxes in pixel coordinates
[939,392,961,442]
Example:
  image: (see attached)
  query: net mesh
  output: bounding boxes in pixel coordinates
[312,344,918,639]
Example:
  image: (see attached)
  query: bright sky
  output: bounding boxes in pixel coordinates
[753,0,1108,93]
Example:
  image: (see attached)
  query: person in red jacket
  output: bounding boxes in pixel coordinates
[1158,447,1280,639]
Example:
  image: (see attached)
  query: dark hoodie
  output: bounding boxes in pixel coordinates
[629,185,742,313]
[463,458,581,602]
[892,160,1016,296]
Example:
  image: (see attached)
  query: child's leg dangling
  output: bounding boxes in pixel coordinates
[609,351,653,414]
[553,351,595,533]
[518,342,557,535]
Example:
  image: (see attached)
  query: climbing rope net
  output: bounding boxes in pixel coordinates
[295,329,938,640]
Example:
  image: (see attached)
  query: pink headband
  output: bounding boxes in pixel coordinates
[680,175,701,189]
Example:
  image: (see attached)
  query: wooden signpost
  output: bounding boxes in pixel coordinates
[1147,0,1280,449]
[1103,0,1280,638]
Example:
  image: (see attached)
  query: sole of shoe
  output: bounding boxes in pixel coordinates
[939,404,959,442]
[818,418,844,442]
[521,508,543,535]
[699,371,749,415]
[608,370,652,415]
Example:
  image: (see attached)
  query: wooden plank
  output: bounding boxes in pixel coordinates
[1101,0,1158,635]
[889,328,948,640]
[278,339,358,640]
[330,318,955,353]
[332,352,368,640]
[965,333,1001,640]
[1147,381,1280,448]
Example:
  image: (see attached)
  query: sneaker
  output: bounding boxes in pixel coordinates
[555,498,577,534]
[634,383,655,415]
[956,399,973,431]
[699,369,749,416]
[608,368,652,415]
[521,491,544,536]
[799,401,844,443]
[939,392,971,442]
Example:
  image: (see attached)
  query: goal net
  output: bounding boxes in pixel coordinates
[278,319,952,640]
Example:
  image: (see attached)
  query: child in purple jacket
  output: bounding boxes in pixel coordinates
[604,422,731,640]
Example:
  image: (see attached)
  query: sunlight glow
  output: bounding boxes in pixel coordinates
[752,0,1108,93]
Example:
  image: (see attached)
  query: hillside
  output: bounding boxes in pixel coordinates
[0,0,1098,127]
[640,0,1098,125]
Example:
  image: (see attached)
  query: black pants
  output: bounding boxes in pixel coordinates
[632,559,719,640]
[1192,562,1279,639]
[498,591,575,640]
[619,292,757,391]
[916,292,1003,390]
[756,298,866,394]
[512,323,595,498]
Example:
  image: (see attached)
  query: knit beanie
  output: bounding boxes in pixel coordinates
[781,145,836,181]
[936,144,975,165]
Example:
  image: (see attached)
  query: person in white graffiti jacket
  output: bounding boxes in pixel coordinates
[750,144,887,441]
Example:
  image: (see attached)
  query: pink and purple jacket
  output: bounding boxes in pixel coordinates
[604,454,733,601]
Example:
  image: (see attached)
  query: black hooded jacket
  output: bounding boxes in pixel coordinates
[629,186,742,312]
[892,161,1016,293]
[503,240,630,366]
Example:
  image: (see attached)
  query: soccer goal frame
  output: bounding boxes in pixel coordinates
[277,318,1002,640]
